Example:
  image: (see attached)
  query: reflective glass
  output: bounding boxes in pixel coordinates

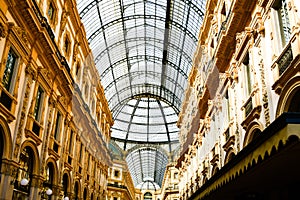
[76,0,207,189]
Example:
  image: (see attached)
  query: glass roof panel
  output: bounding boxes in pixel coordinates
[76,0,207,189]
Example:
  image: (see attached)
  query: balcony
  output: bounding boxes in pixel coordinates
[272,43,300,94]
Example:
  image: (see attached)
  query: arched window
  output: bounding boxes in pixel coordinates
[12,147,34,199]
[250,129,261,143]
[225,149,236,164]
[91,193,94,200]
[288,89,300,112]
[44,163,54,200]
[62,173,69,198]
[144,192,152,200]
[74,181,79,200]
[83,188,87,200]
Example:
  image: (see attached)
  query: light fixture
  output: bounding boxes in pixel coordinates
[20,178,29,186]
[45,188,53,195]
[39,182,53,197]
[64,197,69,200]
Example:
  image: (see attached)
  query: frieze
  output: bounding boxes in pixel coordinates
[14,26,30,48]
[40,67,54,85]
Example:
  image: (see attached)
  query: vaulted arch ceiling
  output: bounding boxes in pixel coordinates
[76,0,206,189]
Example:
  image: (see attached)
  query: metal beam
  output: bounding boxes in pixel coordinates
[157,100,172,152]
[123,98,140,150]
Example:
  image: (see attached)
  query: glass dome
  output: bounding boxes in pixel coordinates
[76,0,207,190]
[112,97,179,149]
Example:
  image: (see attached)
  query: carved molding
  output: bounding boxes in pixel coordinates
[13,75,33,158]
[60,8,70,34]
[0,22,8,39]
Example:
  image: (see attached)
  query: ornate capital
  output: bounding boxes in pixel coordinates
[0,22,8,39]
[25,63,36,78]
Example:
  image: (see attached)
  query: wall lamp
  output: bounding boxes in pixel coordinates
[39,181,53,198]
[10,177,29,186]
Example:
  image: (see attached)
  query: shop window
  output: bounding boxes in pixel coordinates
[43,163,54,200]
[13,147,34,199]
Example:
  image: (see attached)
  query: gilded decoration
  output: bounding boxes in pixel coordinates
[15,26,30,48]
[59,8,70,34]
[0,22,7,39]
[13,65,34,158]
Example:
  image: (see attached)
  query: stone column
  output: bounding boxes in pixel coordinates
[0,159,18,200]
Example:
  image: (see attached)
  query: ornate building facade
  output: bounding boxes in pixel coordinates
[176,0,300,199]
[0,0,113,199]
[1,0,300,199]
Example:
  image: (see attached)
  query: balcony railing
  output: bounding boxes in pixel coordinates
[244,98,253,117]
[277,44,293,75]
[107,183,127,189]
[31,0,73,83]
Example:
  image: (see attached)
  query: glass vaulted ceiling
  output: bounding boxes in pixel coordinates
[76,0,206,189]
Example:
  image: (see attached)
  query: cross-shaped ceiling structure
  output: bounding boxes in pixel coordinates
[76,0,206,189]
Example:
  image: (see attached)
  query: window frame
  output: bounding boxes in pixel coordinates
[2,47,19,93]
[271,0,292,52]
[33,86,44,122]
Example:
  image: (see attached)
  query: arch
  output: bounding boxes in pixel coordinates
[144,192,153,200]
[62,172,71,197]
[44,162,55,195]
[91,193,94,200]
[45,157,59,185]
[224,148,235,164]
[12,145,36,198]
[243,121,263,147]
[211,164,219,176]
[83,187,88,200]
[20,140,40,175]
[202,175,208,185]
[0,115,13,160]
[74,180,81,200]
[276,75,300,116]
